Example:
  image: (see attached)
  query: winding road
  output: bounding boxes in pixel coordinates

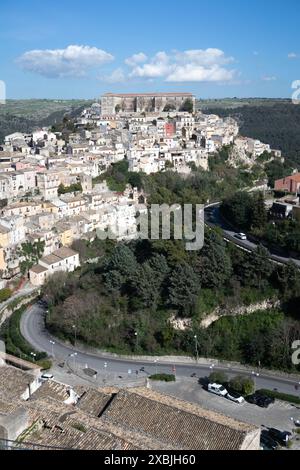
[21,304,300,395]
[205,203,300,267]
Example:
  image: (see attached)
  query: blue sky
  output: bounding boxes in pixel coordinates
[0,0,299,99]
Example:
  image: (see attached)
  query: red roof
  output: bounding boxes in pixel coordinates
[104,92,194,97]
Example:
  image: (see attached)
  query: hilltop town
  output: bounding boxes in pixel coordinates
[0,92,284,289]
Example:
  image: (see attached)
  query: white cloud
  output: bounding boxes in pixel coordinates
[288,52,298,59]
[167,64,235,82]
[262,76,277,82]
[125,52,148,67]
[17,45,114,78]
[128,48,236,83]
[100,68,126,83]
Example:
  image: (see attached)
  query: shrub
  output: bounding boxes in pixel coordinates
[229,376,255,395]
[71,423,87,433]
[149,374,176,382]
[208,371,228,385]
[37,359,52,371]
[0,288,12,303]
[257,389,300,405]
[1,306,48,363]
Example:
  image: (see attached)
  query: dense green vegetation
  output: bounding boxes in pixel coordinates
[202,101,300,165]
[0,306,51,369]
[208,372,254,395]
[95,148,268,209]
[58,183,83,195]
[17,241,45,275]
[149,374,176,382]
[41,148,300,373]
[221,191,300,255]
[0,288,12,303]
[93,160,143,192]
[43,232,300,372]
[257,389,300,405]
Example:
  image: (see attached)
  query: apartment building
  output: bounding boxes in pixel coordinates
[29,246,80,286]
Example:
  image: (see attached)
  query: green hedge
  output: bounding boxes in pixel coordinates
[257,389,300,405]
[1,306,47,363]
[149,374,176,382]
[0,288,12,303]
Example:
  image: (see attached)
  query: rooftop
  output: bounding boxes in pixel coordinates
[104,93,194,97]
[0,366,36,401]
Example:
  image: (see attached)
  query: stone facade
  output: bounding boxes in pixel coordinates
[101,93,196,115]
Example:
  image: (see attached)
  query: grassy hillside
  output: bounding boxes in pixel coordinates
[0,99,94,143]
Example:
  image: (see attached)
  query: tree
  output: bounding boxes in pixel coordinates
[196,231,232,289]
[168,263,199,316]
[58,183,82,195]
[251,192,267,230]
[276,261,300,300]
[133,254,170,309]
[103,244,138,294]
[239,245,273,289]
[221,192,254,230]
[163,104,176,112]
[17,240,45,274]
[209,371,228,385]
[0,288,12,302]
[180,98,194,113]
[229,376,255,395]
[133,264,159,309]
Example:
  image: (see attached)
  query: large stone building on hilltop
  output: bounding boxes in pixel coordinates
[101,92,196,115]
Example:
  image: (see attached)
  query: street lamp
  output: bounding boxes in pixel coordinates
[252,371,260,390]
[30,352,37,362]
[134,331,138,352]
[49,340,55,359]
[194,335,199,362]
[70,352,77,369]
[72,324,77,347]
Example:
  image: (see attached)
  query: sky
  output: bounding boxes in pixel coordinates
[0,0,300,99]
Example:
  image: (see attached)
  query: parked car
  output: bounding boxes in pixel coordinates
[260,430,279,450]
[294,418,300,427]
[208,383,228,397]
[268,428,292,447]
[226,390,245,404]
[245,392,274,408]
[235,233,247,241]
[41,373,54,381]
[191,373,197,378]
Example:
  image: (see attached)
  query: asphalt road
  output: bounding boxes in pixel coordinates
[21,304,300,395]
[204,204,300,267]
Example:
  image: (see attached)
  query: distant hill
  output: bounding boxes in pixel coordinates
[197,98,300,166]
[0,99,94,143]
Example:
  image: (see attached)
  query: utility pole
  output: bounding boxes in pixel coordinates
[194,335,199,362]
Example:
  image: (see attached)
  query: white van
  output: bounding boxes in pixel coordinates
[208,383,228,397]
[41,373,54,381]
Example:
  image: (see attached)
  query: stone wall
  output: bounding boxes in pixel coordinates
[200,299,280,328]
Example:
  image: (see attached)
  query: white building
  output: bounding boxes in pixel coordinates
[29,247,80,286]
